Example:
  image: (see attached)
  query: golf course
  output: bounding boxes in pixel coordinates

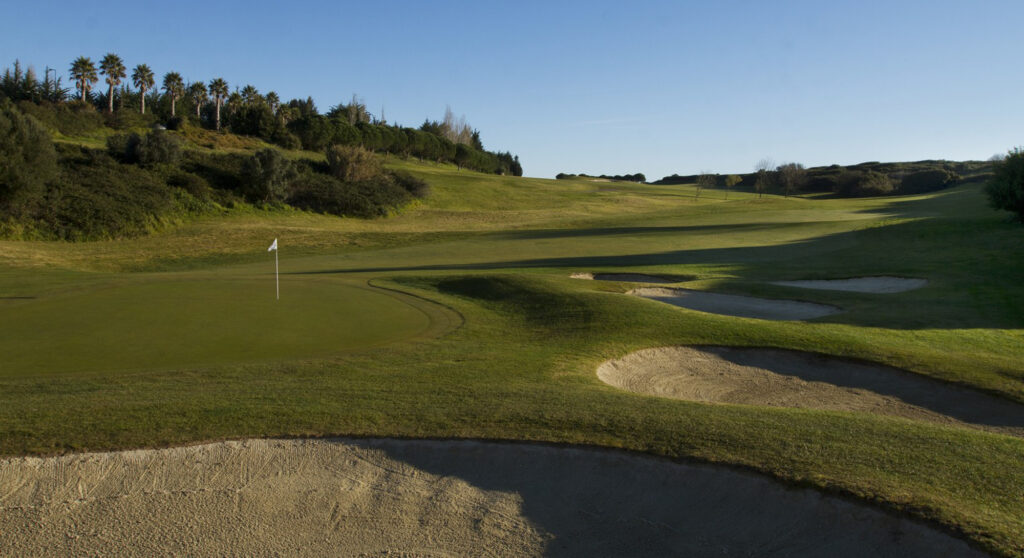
[1,153,1023,555]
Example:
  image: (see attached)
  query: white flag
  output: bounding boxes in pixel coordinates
[268,238,278,251]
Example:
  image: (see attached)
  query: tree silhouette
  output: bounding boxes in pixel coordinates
[162,72,184,117]
[208,78,228,130]
[69,56,97,101]
[99,53,125,113]
[131,64,154,114]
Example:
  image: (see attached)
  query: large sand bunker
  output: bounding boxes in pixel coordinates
[771,277,928,293]
[0,438,981,557]
[630,287,841,320]
[598,346,1024,437]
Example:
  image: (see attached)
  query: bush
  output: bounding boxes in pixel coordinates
[136,130,182,165]
[288,171,414,218]
[42,154,175,239]
[16,100,103,136]
[106,129,181,165]
[836,170,894,197]
[986,148,1024,220]
[390,171,430,198]
[899,169,960,194]
[0,100,57,216]
[325,144,381,182]
[241,148,295,203]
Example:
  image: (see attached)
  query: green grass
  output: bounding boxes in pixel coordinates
[1,161,1023,556]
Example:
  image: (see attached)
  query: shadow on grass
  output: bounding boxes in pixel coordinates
[289,188,1024,330]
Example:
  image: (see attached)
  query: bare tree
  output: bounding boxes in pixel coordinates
[776,162,806,197]
[442,105,473,145]
[695,172,716,199]
[754,158,775,198]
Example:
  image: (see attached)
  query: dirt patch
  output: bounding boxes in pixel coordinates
[630,287,841,321]
[598,346,1024,437]
[771,277,928,293]
[0,438,982,557]
[571,272,685,283]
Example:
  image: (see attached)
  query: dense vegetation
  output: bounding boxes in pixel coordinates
[986,148,1024,220]
[555,172,647,182]
[655,159,989,198]
[0,56,524,239]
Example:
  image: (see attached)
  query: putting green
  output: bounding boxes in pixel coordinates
[0,276,439,378]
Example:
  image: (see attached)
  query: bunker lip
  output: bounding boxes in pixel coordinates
[770,276,928,293]
[0,438,984,557]
[570,272,689,283]
[597,346,1024,438]
[629,287,841,321]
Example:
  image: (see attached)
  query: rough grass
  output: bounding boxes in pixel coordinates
[1,161,1023,556]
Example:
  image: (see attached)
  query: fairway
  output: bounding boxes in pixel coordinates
[2,167,1024,556]
[0,275,439,377]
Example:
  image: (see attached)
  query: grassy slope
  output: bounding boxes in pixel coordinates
[1,155,1023,555]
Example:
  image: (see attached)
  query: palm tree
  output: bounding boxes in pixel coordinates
[162,72,184,117]
[265,91,280,115]
[187,81,207,119]
[99,53,125,113]
[69,56,98,101]
[208,78,228,130]
[240,84,261,106]
[131,64,155,114]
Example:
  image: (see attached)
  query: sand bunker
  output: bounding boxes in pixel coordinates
[0,438,982,556]
[771,277,928,293]
[598,346,1024,437]
[570,272,683,283]
[630,287,841,321]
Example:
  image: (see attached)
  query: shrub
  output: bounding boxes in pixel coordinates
[986,148,1024,220]
[899,169,960,194]
[136,130,182,165]
[325,144,381,182]
[390,171,430,198]
[836,170,894,197]
[241,148,295,203]
[0,100,57,216]
[42,154,174,239]
[106,129,181,165]
[288,171,413,218]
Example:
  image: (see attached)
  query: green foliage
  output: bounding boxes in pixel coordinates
[136,129,182,165]
[900,169,960,195]
[16,99,103,135]
[985,148,1024,220]
[837,170,895,197]
[0,100,57,215]
[107,129,181,165]
[326,144,381,182]
[40,147,176,239]
[241,148,295,203]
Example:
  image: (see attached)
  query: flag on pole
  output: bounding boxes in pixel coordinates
[269,238,279,300]
[268,238,278,251]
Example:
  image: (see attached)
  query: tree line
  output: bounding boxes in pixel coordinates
[555,172,646,183]
[1,57,522,177]
[653,159,989,198]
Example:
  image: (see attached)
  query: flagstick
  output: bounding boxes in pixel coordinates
[275,247,279,300]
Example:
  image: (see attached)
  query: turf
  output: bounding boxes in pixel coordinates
[1,162,1022,556]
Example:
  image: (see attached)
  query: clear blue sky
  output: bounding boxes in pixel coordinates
[3,0,1022,179]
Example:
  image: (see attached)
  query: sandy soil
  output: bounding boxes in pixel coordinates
[598,346,1024,437]
[0,438,982,557]
[770,277,928,293]
[570,272,681,283]
[630,287,841,320]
